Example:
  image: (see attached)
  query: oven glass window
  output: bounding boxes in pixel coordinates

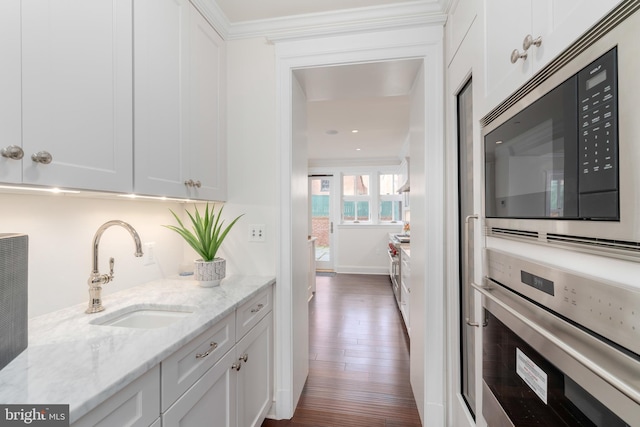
[483,311,629,426]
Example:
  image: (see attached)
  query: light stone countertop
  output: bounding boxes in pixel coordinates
[0,275,275,423]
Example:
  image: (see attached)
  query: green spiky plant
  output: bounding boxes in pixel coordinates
[164,203,243,261]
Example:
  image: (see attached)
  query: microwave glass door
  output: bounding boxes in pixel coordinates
[485,78,578,219]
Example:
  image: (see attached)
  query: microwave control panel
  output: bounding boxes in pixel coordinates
[577,48,618,218]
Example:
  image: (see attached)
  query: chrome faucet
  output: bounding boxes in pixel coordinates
[86,220,144,314]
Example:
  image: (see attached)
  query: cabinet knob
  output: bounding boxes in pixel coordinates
[194,180,201,188]
[232,362,242,371]
[31,151,53,164]
[523,34,542,51]
[1,145,24,160]
[239,353,248,363]
[510,48,527,64]
[184,179,194,187]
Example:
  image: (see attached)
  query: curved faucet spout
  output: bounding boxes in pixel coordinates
[91,220,144,274]
[86,220,144,314]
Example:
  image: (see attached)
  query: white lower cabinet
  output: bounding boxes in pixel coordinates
[162,349,238,427]
[400,251,410,334]
[71,365,160,427]
[162,285,274,427]
[236,312,274,427]
[72,286,274,427]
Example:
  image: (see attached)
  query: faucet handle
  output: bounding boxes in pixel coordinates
[109,257,115,280]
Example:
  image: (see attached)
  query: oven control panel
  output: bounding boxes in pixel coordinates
[485,249,640,357]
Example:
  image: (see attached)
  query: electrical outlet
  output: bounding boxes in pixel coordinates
[249,224,266,242]
[143,242,156,265]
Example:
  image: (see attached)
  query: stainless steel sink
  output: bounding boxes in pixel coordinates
[90,305,195,329]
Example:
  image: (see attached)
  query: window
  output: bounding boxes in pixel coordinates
[340,171,402,224]
[342,175,370,222]
[379,174,402,222]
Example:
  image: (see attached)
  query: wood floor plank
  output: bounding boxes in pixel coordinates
[262,273,422,427]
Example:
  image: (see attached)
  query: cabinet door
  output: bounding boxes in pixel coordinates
[531,0,620,68]
[134,0,190,198]
[186,6,227,201]
[236,312,274,427]
[483,0,533,110]
[0,0,22,183]
[72,365,160,427]
[21,0,133,192]
[163,349,237,427]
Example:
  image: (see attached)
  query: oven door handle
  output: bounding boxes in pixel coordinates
[472,279,640,406]
[464,214,481,327]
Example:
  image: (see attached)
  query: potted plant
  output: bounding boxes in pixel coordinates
[165,203,243,287]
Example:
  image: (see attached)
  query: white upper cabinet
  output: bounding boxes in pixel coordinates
[483,0,621,113]
[134,0,227,201]
[0,1,22,184]
[19,0,133,192]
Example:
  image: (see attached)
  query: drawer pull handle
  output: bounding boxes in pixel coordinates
[195,342,218,359]
[250,303,264,313]
[239,353,248,363]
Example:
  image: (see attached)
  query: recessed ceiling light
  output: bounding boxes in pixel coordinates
[325,129,338,135]
[356,148,361,151]
[351,129,359,133]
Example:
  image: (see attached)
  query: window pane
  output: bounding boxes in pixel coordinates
[356,201,370,221]
[343,201,355,221]
[380,174,398,195]
[343,175,369,196]
[380,200,401,221]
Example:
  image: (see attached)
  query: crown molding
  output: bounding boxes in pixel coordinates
[190,0,232,39]
[192,0,447,42]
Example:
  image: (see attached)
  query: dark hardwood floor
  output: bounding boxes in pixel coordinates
[261,273,421,427]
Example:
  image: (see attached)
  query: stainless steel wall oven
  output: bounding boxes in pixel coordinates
[474,249,640,426]
[482,1,640,251]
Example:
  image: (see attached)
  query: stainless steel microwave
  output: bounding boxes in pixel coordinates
[482,2,640,247]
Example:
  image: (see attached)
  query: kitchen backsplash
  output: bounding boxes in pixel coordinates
[0,192,187,318]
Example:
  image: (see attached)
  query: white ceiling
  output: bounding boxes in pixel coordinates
[294,60,422,165]
[213,1,430,165]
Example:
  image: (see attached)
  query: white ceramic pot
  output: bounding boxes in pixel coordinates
[193,258,225,287]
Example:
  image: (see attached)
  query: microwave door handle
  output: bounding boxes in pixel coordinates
[465,214,482,327]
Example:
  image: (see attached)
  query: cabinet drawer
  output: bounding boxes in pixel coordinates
[72,365,160,427]
[161,311,235,411]
[236,285,273,341]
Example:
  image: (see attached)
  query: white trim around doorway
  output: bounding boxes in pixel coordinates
[273,24,446,424]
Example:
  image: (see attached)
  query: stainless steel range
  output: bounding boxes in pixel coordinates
[474,249,640,426]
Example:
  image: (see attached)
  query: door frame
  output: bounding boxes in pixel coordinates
[274,24,446,422]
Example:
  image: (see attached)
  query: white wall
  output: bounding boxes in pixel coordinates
[223,37,278,277]
[0,192,186,318]
[337,225,402,274]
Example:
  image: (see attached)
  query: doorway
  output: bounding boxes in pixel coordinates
[274,26,445,422]
[308,175,334,271]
